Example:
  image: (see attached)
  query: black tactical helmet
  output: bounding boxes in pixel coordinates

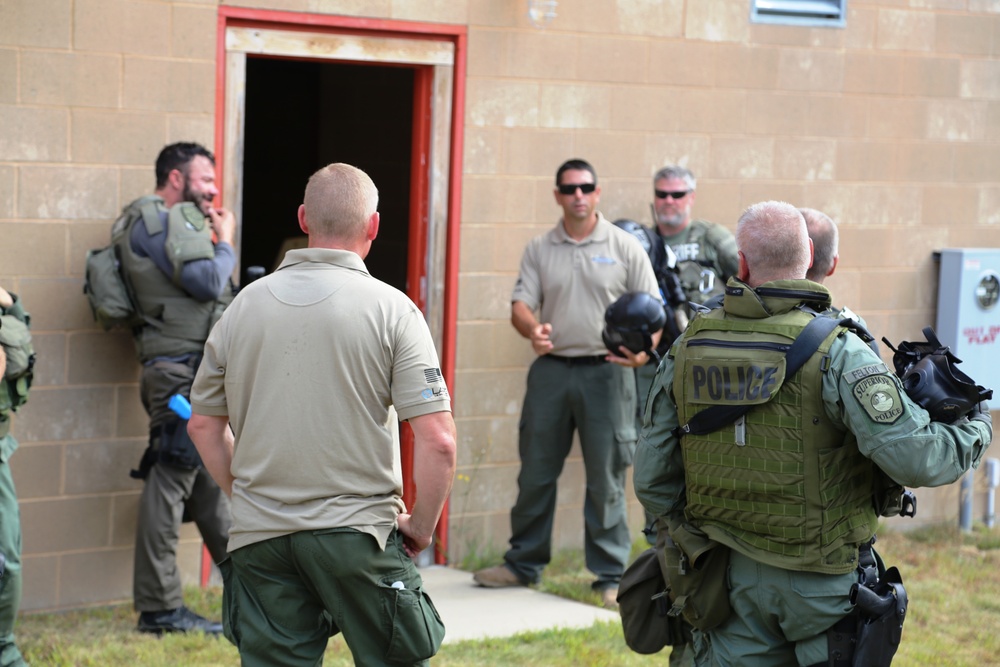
[613,219,663,267]
[602,291,667,355]
[883,327,993,423]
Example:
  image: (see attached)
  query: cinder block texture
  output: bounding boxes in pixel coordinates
[18,166,117,220]
[0,223,67,277]
[72,110,167,166]
[7,443,63,499]
[73,0,171,56]
[21,496,111,553]
[0,106,68,162]
[58,548,134,608]
[0,0,72,49]
[21,51,120,107]
[0,49,16,104]
[685,0,749,42]
[123,59,214,113]
[877,9,935,51]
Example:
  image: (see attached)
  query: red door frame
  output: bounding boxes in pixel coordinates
[208,7,465,575]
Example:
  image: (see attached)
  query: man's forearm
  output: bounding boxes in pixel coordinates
[188,413,235,496]
[510,301,539,339]
[408,413,458,540]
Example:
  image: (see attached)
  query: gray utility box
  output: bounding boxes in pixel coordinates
[935,248,1000,409]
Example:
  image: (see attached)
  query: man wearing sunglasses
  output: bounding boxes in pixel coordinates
[651,165,738,312]
[473,159,660,610]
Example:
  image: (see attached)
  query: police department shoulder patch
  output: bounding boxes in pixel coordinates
[852,374,904,424]
[180,203,206,229]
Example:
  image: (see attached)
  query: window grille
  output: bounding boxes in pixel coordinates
[751,0,846,28]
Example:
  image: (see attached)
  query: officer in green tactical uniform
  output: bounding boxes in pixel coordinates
[634,201,993,666]
[651,166,738,312]
[0,287,32,667]
[119,143,235,635]
[800,207,870,329]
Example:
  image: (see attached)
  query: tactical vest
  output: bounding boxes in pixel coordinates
[0,297,34,446]
[661,221,732,307]
[672,286,879,575]
[116,197,233,362]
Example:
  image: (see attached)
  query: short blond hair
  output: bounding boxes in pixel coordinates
[302,163,378,240]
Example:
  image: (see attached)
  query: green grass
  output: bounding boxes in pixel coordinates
[16,524,1000,666]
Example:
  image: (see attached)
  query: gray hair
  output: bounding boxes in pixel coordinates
[652,165,696,191]
[799,208,839,282]
[736,201,810,286]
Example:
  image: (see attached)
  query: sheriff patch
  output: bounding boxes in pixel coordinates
[852,374,904,424]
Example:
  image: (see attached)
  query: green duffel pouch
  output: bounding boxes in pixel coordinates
[658,523,732,631]
[617,547,692,654]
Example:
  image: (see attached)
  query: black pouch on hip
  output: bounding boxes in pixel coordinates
[157,418,203,469]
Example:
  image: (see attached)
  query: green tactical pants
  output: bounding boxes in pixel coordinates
[635,363,660,542]
[222,528,444,667]
[133,462,231,611]
[133,356,231,612]
[0,436,27,667]
[504,355,636,589]
[637,367,694,667]
[701,550,856,667]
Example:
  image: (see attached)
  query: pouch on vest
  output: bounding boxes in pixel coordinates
[0,312,35,413]
[84,244,144,330]
[659,522,732,631]
[617,547,691,654]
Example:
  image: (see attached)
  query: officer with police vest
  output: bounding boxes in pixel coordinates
[0,287,33,667]
[118,142,235,635]
[634,201,992,666]
[651,166,738,312]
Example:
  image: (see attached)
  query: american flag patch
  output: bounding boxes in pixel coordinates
[424,368,444,384]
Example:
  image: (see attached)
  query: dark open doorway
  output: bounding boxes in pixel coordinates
[239,57,415,294]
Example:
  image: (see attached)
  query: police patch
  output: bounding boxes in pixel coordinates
[852,375,904,424]
[181,203,206,229]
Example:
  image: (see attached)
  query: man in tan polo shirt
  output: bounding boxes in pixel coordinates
[473,158,660,609]
[188,163,457,666]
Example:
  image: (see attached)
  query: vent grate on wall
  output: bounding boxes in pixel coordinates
[751,0,846,28]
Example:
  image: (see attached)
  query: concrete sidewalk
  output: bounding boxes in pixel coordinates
[418,565,621,644]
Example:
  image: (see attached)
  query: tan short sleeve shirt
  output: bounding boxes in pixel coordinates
[511,213,659,357]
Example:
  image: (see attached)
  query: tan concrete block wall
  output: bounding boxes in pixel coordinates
[0,0,997,610]
[452,0,999,567]
[1,0,222,612]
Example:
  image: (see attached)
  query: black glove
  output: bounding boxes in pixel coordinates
[970,402,992,428]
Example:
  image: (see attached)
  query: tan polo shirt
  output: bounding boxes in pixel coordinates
[511,213,659,357]
[190,247,451,552]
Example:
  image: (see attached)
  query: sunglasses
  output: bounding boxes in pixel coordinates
[654,189,691,200]
[557,183,597,195]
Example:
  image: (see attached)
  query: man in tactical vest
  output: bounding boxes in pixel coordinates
[651,166,738,312]
[634,201,993,666]
[0,287,33,667]
[801,207,877,341]
[120,142,235,635]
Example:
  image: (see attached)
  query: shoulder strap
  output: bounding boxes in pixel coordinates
[140,201,164,236]
[679,315,849,437]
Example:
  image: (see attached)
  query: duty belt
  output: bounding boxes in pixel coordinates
[547,354,607,366]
